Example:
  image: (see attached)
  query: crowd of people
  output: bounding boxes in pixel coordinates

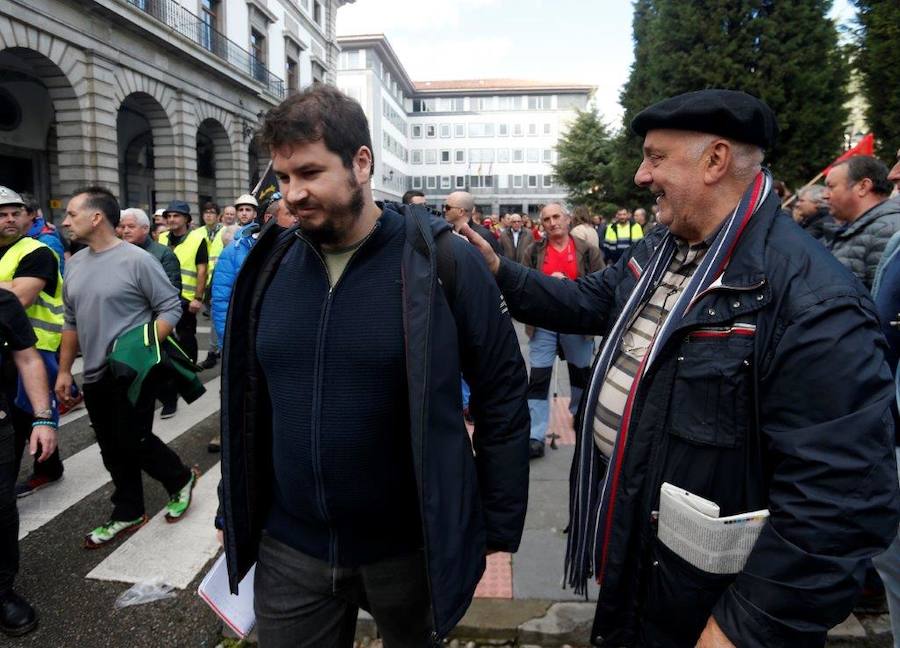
[0,81,899,648]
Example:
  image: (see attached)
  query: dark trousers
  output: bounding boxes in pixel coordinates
[11,405,63,481]
[254,534,433,648]
[83,372,190,521]
[160,300,198,407]
[0,422,20,595]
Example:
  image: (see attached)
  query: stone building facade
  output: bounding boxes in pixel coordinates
[0,0,349,222]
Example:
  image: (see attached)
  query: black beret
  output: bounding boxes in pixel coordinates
[631,89,778,150]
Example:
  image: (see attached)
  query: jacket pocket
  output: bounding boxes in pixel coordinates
[669,347,751,449]
[642,539,735,646]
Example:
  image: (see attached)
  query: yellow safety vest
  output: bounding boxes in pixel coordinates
[207,228,225,288]
[0,237,64,352]
[604,222,644,250]
[159,229,208,301]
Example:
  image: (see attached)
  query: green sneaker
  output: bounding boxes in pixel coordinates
[84,515,148,549]
[165,466,200,523]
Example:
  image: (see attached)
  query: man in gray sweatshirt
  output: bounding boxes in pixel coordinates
[56,187,198,548]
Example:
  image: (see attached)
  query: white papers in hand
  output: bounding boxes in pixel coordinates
[657,482,768,575]
[197,553,256,638]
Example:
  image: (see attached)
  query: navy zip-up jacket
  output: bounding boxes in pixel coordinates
[218,205,530,641]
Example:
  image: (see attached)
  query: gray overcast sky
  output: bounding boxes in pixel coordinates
[337,0,857,126]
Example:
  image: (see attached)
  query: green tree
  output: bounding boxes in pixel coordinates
[553,109,618,214]
[853,0,900,160]
[613,0,850,192]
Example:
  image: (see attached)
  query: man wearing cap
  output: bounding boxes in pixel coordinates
[462,89,899,647]
[0,187,65,497]
[158,200,209,417]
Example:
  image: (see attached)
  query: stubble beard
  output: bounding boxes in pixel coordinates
[296,175,366,247]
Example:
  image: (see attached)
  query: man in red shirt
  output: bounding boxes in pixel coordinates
[523,203,603,458]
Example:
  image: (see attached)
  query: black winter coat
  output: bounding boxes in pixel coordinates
[496,193,900,647]
[218,209,530,641]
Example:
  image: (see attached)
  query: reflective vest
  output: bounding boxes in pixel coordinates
[604,222,644,252]
[0,236,64,352]
[207,228,225,288]
[159,229,208,301]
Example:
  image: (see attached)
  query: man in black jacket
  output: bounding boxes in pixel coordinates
[463,89,900,647]
[119,208,182,292]
[217,84,529,647]
[443,191,503,257]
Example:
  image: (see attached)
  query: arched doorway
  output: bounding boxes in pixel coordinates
[117,92,173,212]
[196,118,232,208]
[0,47,81,222]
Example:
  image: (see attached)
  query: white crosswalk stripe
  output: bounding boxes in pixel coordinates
[18,377,221,540]
[87,462,222,588]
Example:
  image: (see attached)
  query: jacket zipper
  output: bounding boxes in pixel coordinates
[294,226,379,567]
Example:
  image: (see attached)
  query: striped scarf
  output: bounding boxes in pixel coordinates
[564,170,773,594]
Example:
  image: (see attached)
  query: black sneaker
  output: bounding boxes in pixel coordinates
[160,401,178,419]
[529,439,546,459]
[0,591,37,637]
[198,353,219,371]
[15,473,63,498]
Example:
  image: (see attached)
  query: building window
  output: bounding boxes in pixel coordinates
[528,123,537,136]
[469,176,482,189]
[441,176,452,189]
[426,176,437,189]
[412,150,423,164]
[312,61,326,84]
[542,149,552,163]
[250,29,267,82]
[543,175,553,187]
[440,124,451,138]
[513,123,523,137]
[455,176,466,188]
[425,124,436,138]
[527,148,540,162]
[497,148,509,163]
[512,149,524,163]
[528,175,538,188]
[412,125,422,138]
[412,176,423,189]
[440,150,451,163]
[286,57,299,95]
[454,149,465,163]
[313,1,324,27]
[483,175,494,188]
[200,0,221,52]
[543,123,552,135]
[527,96,546,110]
[425,149,437,164]
[498,123,509,137]
[513,175,523,188]
[454,123,465,137]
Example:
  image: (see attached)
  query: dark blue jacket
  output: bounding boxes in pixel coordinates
[496,192,900,647]
[218,207,530,641]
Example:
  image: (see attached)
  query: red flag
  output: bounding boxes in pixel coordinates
[822,133,875,175]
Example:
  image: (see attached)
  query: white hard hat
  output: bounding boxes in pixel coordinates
[235,194,259,208]
[0,186,25,207]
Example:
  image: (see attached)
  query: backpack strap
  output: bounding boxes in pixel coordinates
[400,203,457,309]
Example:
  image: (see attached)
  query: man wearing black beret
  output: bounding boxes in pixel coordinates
[463,89,900,647]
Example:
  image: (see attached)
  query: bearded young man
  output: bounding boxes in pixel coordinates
[463,89,899,647]
[216,84,529,648]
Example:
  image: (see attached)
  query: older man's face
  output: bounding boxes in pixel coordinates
[792,192,819,220]
[634,130,708,241]
[510,215,523,231]
[120,215,149,244]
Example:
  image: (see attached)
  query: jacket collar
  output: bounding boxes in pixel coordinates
[836,198,897,238]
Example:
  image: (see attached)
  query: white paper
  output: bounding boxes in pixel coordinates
[657,482,768,575]
[197,554,256,638]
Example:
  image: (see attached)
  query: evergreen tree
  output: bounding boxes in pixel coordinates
[612,0,850,193]
[853,0,900,161]
[553,109,618,215]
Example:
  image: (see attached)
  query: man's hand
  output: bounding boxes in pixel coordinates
[30,425,57,462]
[459,224,501,275]
[551,271,567,279]
[217,529,224,546]
[696,616,735,648]
[55,370,73,406]
[188,298,203,314]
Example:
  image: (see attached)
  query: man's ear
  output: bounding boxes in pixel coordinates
[856,177,874,197]
[704,140,731,185]
[353,146,374,184]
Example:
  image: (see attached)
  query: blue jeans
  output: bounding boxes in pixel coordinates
[527,328,593,443]
[873,447,900,647]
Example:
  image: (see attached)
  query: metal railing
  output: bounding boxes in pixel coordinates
[124,0,285,98]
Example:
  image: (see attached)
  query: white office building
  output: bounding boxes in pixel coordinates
[337,34,594,217]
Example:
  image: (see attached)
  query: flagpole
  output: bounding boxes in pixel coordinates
[783,171,824,209]
[252,160,274,197]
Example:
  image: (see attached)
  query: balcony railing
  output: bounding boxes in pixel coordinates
[124,0,285,99]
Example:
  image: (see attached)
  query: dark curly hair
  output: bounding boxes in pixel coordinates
[258,84,373,174]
